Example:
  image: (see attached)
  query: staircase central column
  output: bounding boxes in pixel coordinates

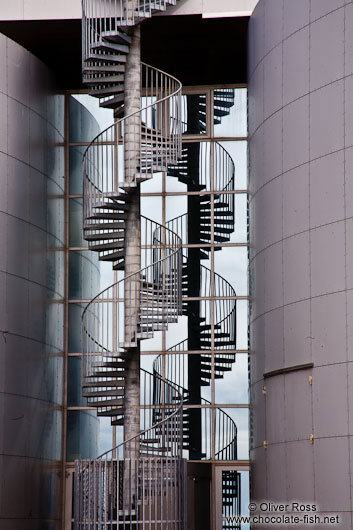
[123,24,141,454]
[186,96,203,460]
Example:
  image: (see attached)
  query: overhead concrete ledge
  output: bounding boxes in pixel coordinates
[0,0,258,21]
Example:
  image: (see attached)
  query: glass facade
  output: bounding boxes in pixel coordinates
[63,87,249,528]
[65,95,115,468]
[140,86,250,526]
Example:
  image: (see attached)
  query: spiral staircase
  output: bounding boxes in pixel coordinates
[152,128,238,462]
[74,2,240,528]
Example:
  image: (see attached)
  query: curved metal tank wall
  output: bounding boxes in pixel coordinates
[249,1,353,526]
[0,34,65,528]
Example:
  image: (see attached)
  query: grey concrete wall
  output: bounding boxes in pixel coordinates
[0,0,258,20]
[249,1,353,527]
[0,34,65,529]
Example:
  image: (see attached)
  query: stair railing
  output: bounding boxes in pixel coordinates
[75,368,186,529]
[81,216,182,400]
[83,62,181,227]
[152,356,238,460]
[83,0,178,66]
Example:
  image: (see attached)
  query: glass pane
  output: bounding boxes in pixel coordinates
[165,315,188,351]
[47,235,65,299]
[68,356,86,407]
[48,93,65,137]
[71,94,114,131]
[140,333,162,353]
[48,186,65,243]
[214,88,247,138]
[46,302,64,352]
[236,300,248,351]
[217,141,247,190]
[215,246,248,296]
[68,250,100,300]
[239,471,250,525]
[140,196,163,225]
[219,408,249,460]
[140,354,156,373]
[215,354,249,404]
[69,95,100,143]
[229,193,248,244]
[68,303,86,353]
[47,127,65,188]
[166,195,187,242]
[166,174,187,193]
[166,195,187,221]
[69,198,84,247]
[66,410,99,461]
[221,469,241,526]
[140,172,163,193]
[181,94,207,134]
[201,382,211,402]
[98,416,114,455]
[69,146,85,195]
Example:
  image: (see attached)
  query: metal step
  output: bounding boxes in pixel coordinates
[200,340,235,347]
[97,397,124,407]
[199,201,229,209]
[90,41,129,54]
[213,99,234,108]
[119,341,138,350]
[101,30,132,45]
[111,417,124,426]
[89,241,124,252]
[86,232,125,241]
[84,74,125,86]
[92,361,126,368]
[98,407,124,416]
[100,94,125,108]
[83,380,125,389]
[89,84,124,98]
[200,332,231,339]
[93,201,130,211]
[200,211,234,218]
[86,212,126,220]
[89,370,126,378]
[84,223,125,232]
[136,332,154,339]
[113,260,125,271]
[200,371,223,379]
[83,388,124,397]
[84,53,127,64]
[83,65,125,74]
[99,250,125,261]
[201,356,235,364]
[200,234,230,243]
[139,324,168,332]
[214,108,230,117]
[200,363,232,372]
[213,221,235,228]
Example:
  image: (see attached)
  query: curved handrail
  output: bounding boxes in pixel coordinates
[151,254,237,460]
[155,137,237,460]
[83,63,182,226]
[82,62,182,158]
[77,3,187,529]
[81,216,182,393]
[152,358,237,460]
[97,368,183,460]
[75,369,185,527]
[82,0,179,53]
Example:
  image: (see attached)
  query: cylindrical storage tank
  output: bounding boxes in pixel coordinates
[0,34,65,529]
[248,1,353,526]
